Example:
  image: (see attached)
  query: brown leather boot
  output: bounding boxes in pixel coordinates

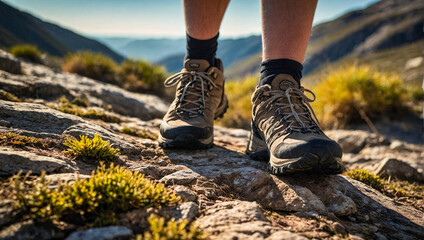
[159,59,228,149]
[246,74,342,175]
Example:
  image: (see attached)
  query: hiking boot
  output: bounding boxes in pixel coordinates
[246,74,342,175]
[158,59,228,149]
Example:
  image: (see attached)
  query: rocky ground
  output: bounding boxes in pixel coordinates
[0,50,423,240]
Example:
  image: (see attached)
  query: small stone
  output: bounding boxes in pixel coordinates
[266,231,308,240]
[375,158,424,182]
[0,53,21,74]
[65,226,132,240]
[159,169,201,185]
[173,185,197,202]
[0,147,76,176]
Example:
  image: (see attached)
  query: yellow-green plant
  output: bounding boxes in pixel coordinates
[139,215,207,240]
[312,64,408,129]
[55,96,120,123]
[0,132,48,149]
[119,59,167,94]
[0,90,21,102]
[62,51,118,84]
[10,44,42,63]
[120,126,158,140]
[64,134,120,161]
[345,169,384,191]
[11,163,180,223]
[217,75,257,129]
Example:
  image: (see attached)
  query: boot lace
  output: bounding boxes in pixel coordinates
[165,70,216,118]
[256,85,321,140]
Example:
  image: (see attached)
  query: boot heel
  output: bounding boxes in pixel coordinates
[246,122,269,161]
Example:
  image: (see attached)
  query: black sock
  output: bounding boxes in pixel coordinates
[258,59,303,86]
[184,32,219,66]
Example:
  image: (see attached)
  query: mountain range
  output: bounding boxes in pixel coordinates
[0,1,124,62]
[99,0,424,82]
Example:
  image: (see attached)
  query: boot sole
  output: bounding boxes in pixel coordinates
[159,94,229,149]
[246,121,343,175]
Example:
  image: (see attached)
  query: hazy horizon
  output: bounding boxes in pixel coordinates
[3,0,380,40]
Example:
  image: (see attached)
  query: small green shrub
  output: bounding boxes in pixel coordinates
[10,44,42,63]
[217,75,257,129]
[0,132,49,149]
[0,90,21,102]
[11,163,179,223]
[120,126,158,140]
[312,64,409,129]
[345,169,384,191]
[64,134,120,162]
[119,59,167,94]
[138,215,207,240]
[62,51,118,84]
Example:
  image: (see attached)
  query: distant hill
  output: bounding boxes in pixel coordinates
[0,1,124,62]
[226,0,424,79]
[116,38,186,63]
[155,36,262,73]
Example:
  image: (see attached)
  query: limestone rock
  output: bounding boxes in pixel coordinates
[197,201,274,240]
[0,220,64,240]
[0,147,76,176]
[160,169,202,185]
[265,231,307,240]
[375,158,424,182]
[0,51,21,74]
[173,185,197,202]
[0,62,168,120]
[65,226,132,240]
[326,130,389,153]
[0,100,138,154]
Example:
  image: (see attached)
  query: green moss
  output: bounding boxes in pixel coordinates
[64,134,120,162]
[138,215,207,240]
[345,169,384,191]
[71,96,89,107]
[55,96,121,123]
[0,90,21,102]
[120,126,158,140]
[0,132,49,149]
[11,163,180,223]
[10,44,42,63]
[312,64,409,129]
[385,181,423,199]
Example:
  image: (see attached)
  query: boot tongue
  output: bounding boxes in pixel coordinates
[184,59,211,72]
[270,74,299,91]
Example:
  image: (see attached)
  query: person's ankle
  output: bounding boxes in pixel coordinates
[258,59,303,86]
[185,32,219,67]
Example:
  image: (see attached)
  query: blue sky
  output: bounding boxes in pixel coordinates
[3,0,379,38]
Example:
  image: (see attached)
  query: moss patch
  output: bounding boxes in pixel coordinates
[64,134,119,162]
[11,163,180,225]
[345,168,424,209]
[120,126,158,140]
[0,90,21,102]
[54,96,121,123]
[0,132,52,149]
[138,215,207,240]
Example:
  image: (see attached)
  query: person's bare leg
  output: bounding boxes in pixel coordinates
[184,0,230,40]
[261,0,317,62]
